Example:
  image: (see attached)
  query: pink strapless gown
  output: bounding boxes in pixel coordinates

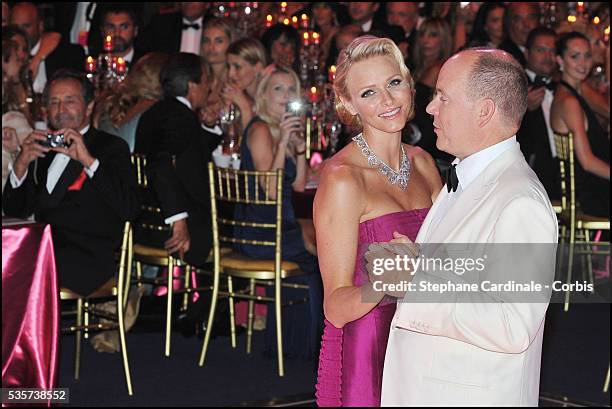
[315,208,429,407]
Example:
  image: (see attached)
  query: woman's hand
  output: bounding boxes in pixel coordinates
[221,85,250,111]
[279,112,303,147]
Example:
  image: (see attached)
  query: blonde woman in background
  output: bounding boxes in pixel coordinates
[95,52,169,152]
[221,38,267,131]
[200,18,233,128]
[233,63,323,364]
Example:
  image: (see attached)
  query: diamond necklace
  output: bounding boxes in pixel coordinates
[352,133,410,190]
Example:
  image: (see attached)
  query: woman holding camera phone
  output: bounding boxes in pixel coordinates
[233,63,323,363]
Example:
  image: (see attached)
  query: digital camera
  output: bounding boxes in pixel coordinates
[285,100,303,115]
[39,133,66,148]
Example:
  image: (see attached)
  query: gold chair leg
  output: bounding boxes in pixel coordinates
[74,298,83,380]
[165,259,174,357]
[228,276,236,349]
[135,262,142,288]
[84,300,90,340]
[556,224,566,278]
[199,264,220,366]
[583,229,595,292]
[182,265,191,313]
[246,279,256,354]
[604,363,610,393]
[117,269,134,395]
[275,278,284,377]
[564,230,576,312]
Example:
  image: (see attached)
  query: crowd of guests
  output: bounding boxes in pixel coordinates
[2,2,610,363]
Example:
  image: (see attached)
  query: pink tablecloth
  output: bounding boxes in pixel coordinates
[2,223,59,391]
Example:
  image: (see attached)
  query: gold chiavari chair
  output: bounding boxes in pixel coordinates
[199,163,309,376]
[60,221,134,395]
[130,154,203,357]
[553,132,610,312]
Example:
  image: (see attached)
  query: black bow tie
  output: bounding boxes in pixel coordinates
[533,75,555,91]
[182,22,201,30]
[446,164,458,193]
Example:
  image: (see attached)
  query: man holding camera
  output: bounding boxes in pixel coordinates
[2,69,140,297]
[517,26,560,200]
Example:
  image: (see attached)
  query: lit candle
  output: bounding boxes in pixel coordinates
[303,31,309,47]
[280,2,287,13]
[103,35,113,52]
[567,15,577,23]
[605,26,610,44]
[283,18,290,26]
[310,86,318,103]
[116,57,127,75]
[85,56,97,73]
[328,65,336,83]
[266,14,273,28]
[312,32,320,45]
[301,13,309,29]
[292,16,298,28]
[576,2,584,14]
[594,16,601,25]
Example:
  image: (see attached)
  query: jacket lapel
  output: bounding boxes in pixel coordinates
[40,128,101,207]
[426,144,524,243]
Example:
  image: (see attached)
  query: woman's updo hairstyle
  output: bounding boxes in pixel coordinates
[333,35,415,129]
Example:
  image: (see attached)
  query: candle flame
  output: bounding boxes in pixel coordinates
[594,16,601,25]
[567,15,577,23]
[281,2,287,8]
[312,32,319,39]
[292,16,298,23]
[266,14,273,22]
[605,26,610,36]
[87,56,94,63]
[303,32,309,40]
[577,2,584,6]
[301,13,308,20]
[117,57,125,64]
[105,35,112,42]
[283,18,290,25]
[330,65,337,73]
[311,86,317,94]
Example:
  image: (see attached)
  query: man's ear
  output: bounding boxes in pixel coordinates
[477,98,496,128]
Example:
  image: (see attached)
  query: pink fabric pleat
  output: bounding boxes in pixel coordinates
[2,224,59,402]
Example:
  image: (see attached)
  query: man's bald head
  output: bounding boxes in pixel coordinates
[461,48,528,130]
[10,2,43,48]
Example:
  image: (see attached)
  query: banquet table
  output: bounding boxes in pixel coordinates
[2,219,59,392]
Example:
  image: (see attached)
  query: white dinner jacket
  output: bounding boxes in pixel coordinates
[381,143,558,406]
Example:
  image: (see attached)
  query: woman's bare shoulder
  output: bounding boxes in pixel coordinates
[404,144,443,190]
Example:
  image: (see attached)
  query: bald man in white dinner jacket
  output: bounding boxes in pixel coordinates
[379,49,558,406]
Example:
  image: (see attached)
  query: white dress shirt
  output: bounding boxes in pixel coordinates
[180,17,203,55]
[30,40,47,94]
[361,19,374,33]
[428,136,518,237]
[70,2,96,49]
[525,69,557,157]
[122,47,135,65]
[9,125,100,193]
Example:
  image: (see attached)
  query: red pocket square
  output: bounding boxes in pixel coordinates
[68,170,87,191]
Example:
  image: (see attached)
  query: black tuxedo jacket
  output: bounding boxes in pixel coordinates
[137,11,212,55]
[134,98,222,266]
[45,41,86,78]
[369,20,405,45]
[2,128,140,296]
[517,78,560,200]
[499,37,527,67]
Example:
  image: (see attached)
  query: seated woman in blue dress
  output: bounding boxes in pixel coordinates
[234,64,323,362]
